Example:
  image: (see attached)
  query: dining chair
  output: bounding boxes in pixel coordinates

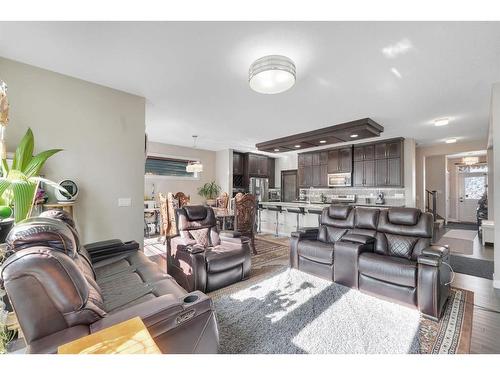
[174,192,191,207]
[234,193,257,254]
[216,192,229,209]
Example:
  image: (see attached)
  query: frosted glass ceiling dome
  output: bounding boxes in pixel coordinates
[249,55,296,94]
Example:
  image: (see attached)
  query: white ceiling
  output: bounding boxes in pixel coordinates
[1,22,499,152]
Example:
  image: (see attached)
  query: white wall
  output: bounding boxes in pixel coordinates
[1,57,145,245]
[145,141,216,205]
[215,149,232,195]
[274,153,299,188]
[404,138,417,207]
[425,155,447,218]
[490,82,500,289]
[487,147,494,220]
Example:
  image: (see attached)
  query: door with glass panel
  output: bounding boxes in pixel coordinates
[457,166,487,223]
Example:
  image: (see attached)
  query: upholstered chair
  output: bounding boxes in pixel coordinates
[167,205,251,293]
[234,193,257,254]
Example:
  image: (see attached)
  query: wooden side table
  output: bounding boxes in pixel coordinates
[58,317,161,354]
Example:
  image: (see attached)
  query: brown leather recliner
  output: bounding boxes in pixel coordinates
[167,205,251,293]
[290,206,450,320]
[0,212,219,354]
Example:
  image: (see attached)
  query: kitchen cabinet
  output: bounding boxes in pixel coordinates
[233,152,243,175]
[375,141,401,159]
[268,157,275,188]
[375,158,402,186]
[298,166,313,188]
[248,154,268,176]
[353,160,375,187]
[353,144,375,161]
[328,147,352,173]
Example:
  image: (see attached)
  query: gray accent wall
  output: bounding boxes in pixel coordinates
[1,57,146,245]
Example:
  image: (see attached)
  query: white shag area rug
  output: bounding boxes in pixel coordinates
[214,268,421,354]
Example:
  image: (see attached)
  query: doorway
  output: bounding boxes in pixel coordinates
[457,169,487,223]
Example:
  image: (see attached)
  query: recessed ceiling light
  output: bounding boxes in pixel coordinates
[350,134,359,138]
[274,148,280,152]
[391,68,402,79]
[319,140,327,144]
[445,138,457,144]
[434,118,449,127]
[249,55,296,94]
[294,145,301,148]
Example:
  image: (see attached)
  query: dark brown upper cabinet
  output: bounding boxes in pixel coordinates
[247,154,269,176]
[233,152,244,175]
[353,160,375,187]
[328,147,352,173]
[353,144,374,161]
[375,140,402,159]
[298,151,328,188]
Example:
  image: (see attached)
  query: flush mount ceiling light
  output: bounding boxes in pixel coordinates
[274,148,280,152]
[434,118,449,127]
[249,55,296,94]
[319,140,327,144]
[445,138,457,144]
[462,156,479,165]
[294,145,301,148]
[350,134,359,138]
[186,135,203,173]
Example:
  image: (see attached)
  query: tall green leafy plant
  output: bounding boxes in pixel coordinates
[0,128,63,222]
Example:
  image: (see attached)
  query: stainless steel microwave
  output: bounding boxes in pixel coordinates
[327,172,352,187]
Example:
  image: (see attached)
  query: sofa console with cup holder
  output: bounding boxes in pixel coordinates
[290,206,451,320]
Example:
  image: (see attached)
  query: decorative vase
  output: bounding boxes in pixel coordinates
[206,199,216,207]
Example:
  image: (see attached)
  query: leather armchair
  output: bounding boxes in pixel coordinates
[0,214,219,353]
[167,205,251,293]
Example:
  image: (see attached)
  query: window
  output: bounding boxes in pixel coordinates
[145,156,197,178]
[463,175,486,200]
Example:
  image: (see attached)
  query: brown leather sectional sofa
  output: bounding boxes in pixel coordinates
[167,205,252,293]
[290,206,450,320]
[0,210,219,353]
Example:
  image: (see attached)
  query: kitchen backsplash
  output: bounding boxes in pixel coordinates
[299,187,406,206]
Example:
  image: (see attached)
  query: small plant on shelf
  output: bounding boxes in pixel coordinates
[197,181,221,206]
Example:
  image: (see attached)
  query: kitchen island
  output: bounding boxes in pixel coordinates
[258,200,405,237]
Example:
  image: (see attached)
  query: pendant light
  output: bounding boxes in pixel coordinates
[186,135,203,173]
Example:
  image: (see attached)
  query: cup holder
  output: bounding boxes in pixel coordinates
[183,295,199,304]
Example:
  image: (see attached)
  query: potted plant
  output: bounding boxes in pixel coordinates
[0,128,64,224]
[198,181,221,206]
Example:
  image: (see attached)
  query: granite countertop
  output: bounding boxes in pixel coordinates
[259,201,405,209]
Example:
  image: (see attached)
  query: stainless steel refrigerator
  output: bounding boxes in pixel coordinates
[249,177,269,202]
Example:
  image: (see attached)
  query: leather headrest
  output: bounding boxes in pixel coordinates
[40,209,76,229]
[387,208,421,226]
[5,217,78,258]
[183,205,208,221]
[354,207,380,229]
[328,205,352,220]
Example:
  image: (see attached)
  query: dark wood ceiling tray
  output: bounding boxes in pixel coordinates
[256,118,383,153]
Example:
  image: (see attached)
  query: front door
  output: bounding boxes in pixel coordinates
[457,169,487,223]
